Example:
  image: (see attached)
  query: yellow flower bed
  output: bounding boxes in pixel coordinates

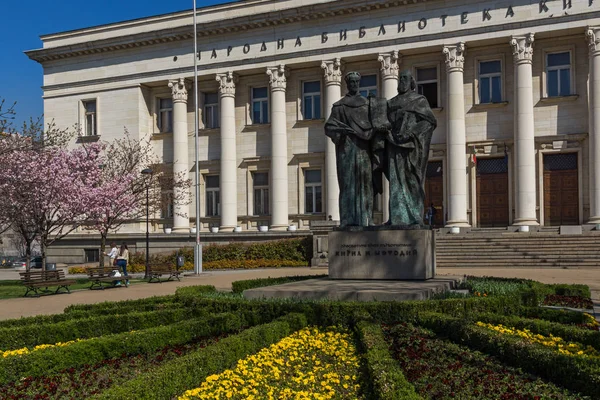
[179,327,362,400]
[1,339,82,358]
[476,322,600,358]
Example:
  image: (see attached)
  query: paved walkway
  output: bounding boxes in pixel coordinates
[1,267,598,321]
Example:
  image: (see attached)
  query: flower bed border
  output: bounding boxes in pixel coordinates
[0,312,250,385]
[471,312,600,349]
[416,312,600,397]
[355,318,422,400]
[95,313,308,400]
[0,307,203,350]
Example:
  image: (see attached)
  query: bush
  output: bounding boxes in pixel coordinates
[67,265,88,274]
[127,238,312,272]
[231,274,327,293]
[94,313,308,400]
[0,302,180,329]
[0,308,205,350]
[204,259,306,270]
[549,284,591,298]
[63,295,176,314]
[0,312,250,385]
[355,319,422,400]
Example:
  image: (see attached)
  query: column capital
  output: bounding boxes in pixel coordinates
[510,34,535,64]
[321,58,344,86]
[267,65,289,92]
[168,78,189,103]
[216,71,238,97]
[587,26,600,57]
[378,51,401,79]
[443,43,466,72]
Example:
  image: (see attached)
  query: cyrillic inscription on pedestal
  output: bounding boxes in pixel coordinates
[328,229,435,280]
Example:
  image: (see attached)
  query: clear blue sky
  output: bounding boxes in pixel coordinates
[0,0,227,129]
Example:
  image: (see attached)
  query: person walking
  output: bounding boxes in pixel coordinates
[116,243,130,287]
[427,203,437,227]
[104,242,118,267]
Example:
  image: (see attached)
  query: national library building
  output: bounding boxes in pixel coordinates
[26,0,600,237]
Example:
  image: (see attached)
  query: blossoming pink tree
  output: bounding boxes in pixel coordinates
[85,133,191,266]
[0,143,104,270]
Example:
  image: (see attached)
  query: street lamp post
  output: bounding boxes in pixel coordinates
[141,168,153,279]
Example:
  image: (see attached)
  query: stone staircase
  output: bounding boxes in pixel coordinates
[436,230,600,268]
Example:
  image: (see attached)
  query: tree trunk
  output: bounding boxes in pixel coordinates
[40,237,47,271]
[24,239,32,272]
[99,232,107,267]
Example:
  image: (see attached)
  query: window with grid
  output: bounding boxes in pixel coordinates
[84,249,99,263]
[303,81,322,120]
[252,87,269,124]
[253,172,269,215]
[157,98,173,133]
[304,170,322,214]
[205,175,220,217]
[83,100,97,136]
[416,67,438,108]
[546,52,571,97]
[479,60,502,104]
[204,93,219,129]
[359,75,377,97]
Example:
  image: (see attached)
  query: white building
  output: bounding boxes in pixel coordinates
[26,0,600,237]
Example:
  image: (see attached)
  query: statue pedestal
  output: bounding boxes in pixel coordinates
[328,226,435,280]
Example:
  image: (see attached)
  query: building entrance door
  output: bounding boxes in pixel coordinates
[543,153,579,226]
[424,161,443,226]
[476,158,509,227]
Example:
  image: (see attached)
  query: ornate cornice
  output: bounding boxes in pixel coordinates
[215,71,238,97]
[378,51,401,79]
[443,43,466,72]
[587,26,600,56]
[267,65,289,91]
[321,58,344,85]
[27,0,430,63]
[510,33,535,64]
[168,78,188,103]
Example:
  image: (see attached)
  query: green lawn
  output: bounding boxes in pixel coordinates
[0,279,146,299]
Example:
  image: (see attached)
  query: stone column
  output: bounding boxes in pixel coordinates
[510,34,538,226]
[443,43,470,227]
[168,78,190,231]
[321,58,343,222]
[587,27,600,223]
[267,65,289,230]
[378,51,401,223]
[216,72,238,231]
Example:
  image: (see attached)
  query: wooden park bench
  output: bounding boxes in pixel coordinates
[86,266,129,290]
[19,270,76,298]
[148,264,182,283]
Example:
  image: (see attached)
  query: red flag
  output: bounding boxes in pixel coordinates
[472,153,477,165]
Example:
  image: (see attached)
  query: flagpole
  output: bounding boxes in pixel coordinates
[193,0,202,274]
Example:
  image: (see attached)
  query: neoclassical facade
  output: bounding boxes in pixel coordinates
[26,0,600,233]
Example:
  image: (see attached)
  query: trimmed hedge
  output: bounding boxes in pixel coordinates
[0,308,205,350]
[469,312,600,350]
[416,312,600,397]
[64,295,177,313]
[515,306,593,325]
[355,318,422,400]
[175,292,525,327]
[0,302,183,329]
[0,312,250,385]
[231,274,328,293]
[94,313,309,400]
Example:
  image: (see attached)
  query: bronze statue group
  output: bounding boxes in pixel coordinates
[325,71,437,228]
